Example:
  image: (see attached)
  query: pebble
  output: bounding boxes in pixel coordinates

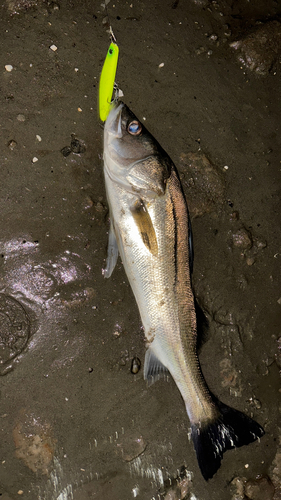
[17,114,25,122]
[195,46,205,55]
[230,210,240,221]
[5,64,13,72]
[70,136,86,154]
[32,157,38,163]
[61,146,71,157]
[7,139,17,150]
[247,397,262,410]
[255,238,267,250]
[231,228,252,250]
[246,256,256,266]
[50,44,58,52]
[244,475,275,500]
[131,357,141,374]
[230,20,281,75]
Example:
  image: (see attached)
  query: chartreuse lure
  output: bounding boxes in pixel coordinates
[99,41,119,122]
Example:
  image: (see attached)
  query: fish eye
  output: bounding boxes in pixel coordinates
[127,120,142,136]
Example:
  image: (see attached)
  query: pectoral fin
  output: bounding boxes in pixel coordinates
[144,347,169,386]
[103,222,119,278]
[131,200,158,257]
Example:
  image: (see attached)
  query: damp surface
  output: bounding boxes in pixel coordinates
[0,0,280,499]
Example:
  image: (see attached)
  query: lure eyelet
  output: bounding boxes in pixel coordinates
[128,120,142,136]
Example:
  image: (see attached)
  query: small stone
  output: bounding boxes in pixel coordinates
[246,256,256,266]
[230,211,239,221]
[94,201,105,212]
[247,397,262,410]
[231,477,246,499]
[7,139,17,150]
[36,134,42,142]
[50,2,59,10]
[70,136,86,154]
[244,475,275,500]
[50,44,57,51]
[17,114,25,122]
[60,146,71,157]
[230,20,281,75]
[159,62,164,67]
[83,196,94,210]
[232,228,252,250]
[256,239,267,250]
[5,64,13,72]
[32,157,38,163]
[131,357,141,374]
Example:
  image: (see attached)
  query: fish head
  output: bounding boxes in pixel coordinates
[104,102,171,200]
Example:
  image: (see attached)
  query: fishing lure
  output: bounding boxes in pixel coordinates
[99,38,119,122]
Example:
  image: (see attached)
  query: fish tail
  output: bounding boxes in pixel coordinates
[191,400,265,481]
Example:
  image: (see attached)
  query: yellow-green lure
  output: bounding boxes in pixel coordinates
[99,41,119,122]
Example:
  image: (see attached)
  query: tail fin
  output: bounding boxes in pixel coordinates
[191,400,265,481]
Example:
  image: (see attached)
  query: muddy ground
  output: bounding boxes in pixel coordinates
[0,0,280,499]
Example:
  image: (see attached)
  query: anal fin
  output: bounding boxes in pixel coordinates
[144,347,169,386]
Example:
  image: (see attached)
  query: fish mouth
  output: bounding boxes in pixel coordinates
[105,101,124,139]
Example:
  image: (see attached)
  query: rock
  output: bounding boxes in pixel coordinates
[70,135,86,154]
[231,228,252,251]
[230,21,281,75]
[244,475,275,500]
[131,356,141,374]
[231,476,246,500]
[6,0,40,14]
[163,467,192,500]
[7,139,17,150]
[219,357,242,396]
[13,410,56,475]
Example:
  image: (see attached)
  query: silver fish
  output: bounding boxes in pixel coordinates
[102,102,264,480]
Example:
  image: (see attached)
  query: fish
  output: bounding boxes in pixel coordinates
[102,101,264,480]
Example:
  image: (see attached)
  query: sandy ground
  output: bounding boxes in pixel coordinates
[0,0,280,499]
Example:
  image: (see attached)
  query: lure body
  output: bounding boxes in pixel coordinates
[99,42,119,122]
